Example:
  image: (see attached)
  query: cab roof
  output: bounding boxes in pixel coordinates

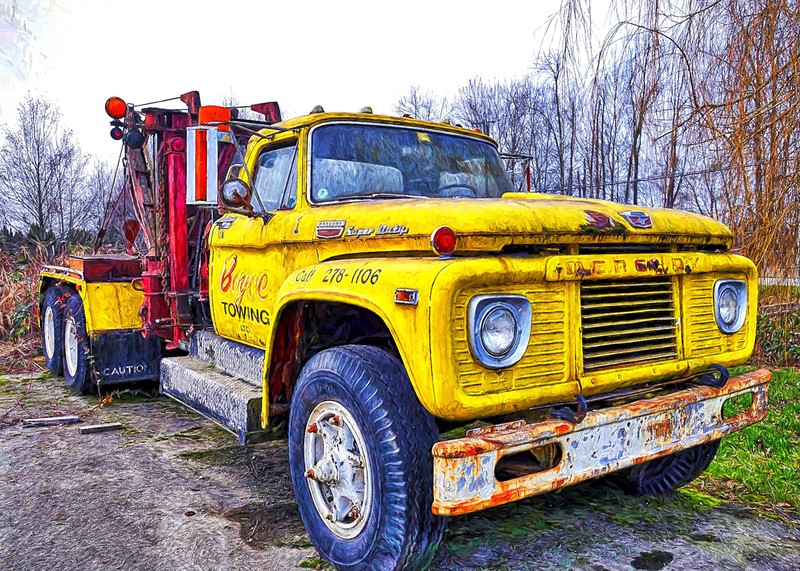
[257,111,498,145]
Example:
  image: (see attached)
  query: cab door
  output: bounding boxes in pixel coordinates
[209,137,299,348]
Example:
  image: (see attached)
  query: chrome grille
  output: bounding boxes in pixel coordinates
[580,278,678,371]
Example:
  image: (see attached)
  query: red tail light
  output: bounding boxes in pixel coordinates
[431,226,457,256]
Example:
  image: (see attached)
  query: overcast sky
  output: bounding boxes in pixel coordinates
[1,0,584,162]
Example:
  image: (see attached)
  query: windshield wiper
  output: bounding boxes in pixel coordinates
[360,193,429,200]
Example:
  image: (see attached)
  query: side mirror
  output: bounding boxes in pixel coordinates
[220,175,252,209]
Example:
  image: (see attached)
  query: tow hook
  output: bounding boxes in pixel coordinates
[696,364,730,389]
[551,394,588,424]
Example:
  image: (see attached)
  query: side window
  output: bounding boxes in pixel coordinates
[253,143,297,210]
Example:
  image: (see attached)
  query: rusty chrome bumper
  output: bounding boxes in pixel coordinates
[431,369,771,516]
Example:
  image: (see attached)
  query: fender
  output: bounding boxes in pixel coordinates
[39,269,144,334]
[263,257,452,423]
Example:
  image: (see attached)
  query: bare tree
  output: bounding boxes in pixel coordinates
[389,1,800,279]
[0,96,63,240]
[394,85,452,122]
[86,160,129,242]
[221,90,260,121]
[0,96,120,245]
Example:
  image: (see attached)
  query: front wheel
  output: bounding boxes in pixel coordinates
[288,345,445,571]
[616,440,721,495]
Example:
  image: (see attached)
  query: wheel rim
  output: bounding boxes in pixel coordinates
[303,400,373,539]
[44,306,55,359]
[64,317,79,377]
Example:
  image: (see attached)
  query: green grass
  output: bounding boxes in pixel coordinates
[297,557,330,569]
[696,366,800,508]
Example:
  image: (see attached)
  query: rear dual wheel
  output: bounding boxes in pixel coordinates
[63,293,91,394]
[41,287,65,375]
[40,287,91,394]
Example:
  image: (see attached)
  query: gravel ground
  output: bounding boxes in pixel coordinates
[1,371,798,571]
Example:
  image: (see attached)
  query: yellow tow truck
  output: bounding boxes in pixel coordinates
[38,92,770,570]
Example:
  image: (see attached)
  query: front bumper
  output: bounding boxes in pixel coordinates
[432,369,771,516]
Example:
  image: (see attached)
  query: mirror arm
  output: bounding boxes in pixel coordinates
[228,131,265,212]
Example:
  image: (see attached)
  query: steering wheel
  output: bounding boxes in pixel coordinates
[406,177,435,196]
[438,182,478,198]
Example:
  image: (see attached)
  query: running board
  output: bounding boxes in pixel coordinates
[160,332,268,445]
[190,330,264,387]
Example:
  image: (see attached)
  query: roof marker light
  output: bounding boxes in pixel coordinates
[105,96,127,119]
[431,226,457,257]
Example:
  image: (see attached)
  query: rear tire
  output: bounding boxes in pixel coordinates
[617,440,720,495]
[63,293,92,395]
[288,345,445,571]
[41,287,65,375]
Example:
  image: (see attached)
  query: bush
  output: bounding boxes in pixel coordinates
[0,243,60,373]
[753,286,800,367]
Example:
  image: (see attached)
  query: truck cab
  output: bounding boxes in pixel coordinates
[39,95,770,571]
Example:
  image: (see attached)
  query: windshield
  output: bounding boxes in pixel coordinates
[310,123,513,202]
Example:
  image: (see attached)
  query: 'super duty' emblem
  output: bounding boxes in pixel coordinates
[621,211,653,228]
[316,220,346,239]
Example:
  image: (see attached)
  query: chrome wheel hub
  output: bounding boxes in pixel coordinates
[304,400,372,539]
[64,317,79,377]
[44,306,55,359]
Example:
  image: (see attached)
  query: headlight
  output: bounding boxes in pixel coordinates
[468,295,531,369]
[714,280,747,334]
[480,306,517,356]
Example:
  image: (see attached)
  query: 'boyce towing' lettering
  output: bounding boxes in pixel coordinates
[220,301,271,325]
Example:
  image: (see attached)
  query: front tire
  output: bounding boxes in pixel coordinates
[617,440,720,495]
[288,345,445,571]
[63,293,92,394]
[41,287,65,375]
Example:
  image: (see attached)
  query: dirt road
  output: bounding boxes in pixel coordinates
[1,372,798,571]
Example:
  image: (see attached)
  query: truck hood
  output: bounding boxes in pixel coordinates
[289,193,732,252]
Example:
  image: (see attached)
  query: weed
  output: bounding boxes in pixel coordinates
[298,557,329,569]
[0,243,65,373]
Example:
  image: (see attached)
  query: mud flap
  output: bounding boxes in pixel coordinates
[90,330,162,385]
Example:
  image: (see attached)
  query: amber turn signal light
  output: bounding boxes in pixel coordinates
[394,289,419,306]
[105,96,127,119]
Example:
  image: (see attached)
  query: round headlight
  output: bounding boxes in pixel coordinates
[480,306,517,357]
[718,286,739,326]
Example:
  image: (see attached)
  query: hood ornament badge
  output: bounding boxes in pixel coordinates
[620,211,653,229]
[584,210,614,229]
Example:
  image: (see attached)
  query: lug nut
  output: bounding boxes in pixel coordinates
[348,507,360,519]
[307,423,318,433]
[305,468,315,479]
[330,415,341,426]
[325,513,334,521]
